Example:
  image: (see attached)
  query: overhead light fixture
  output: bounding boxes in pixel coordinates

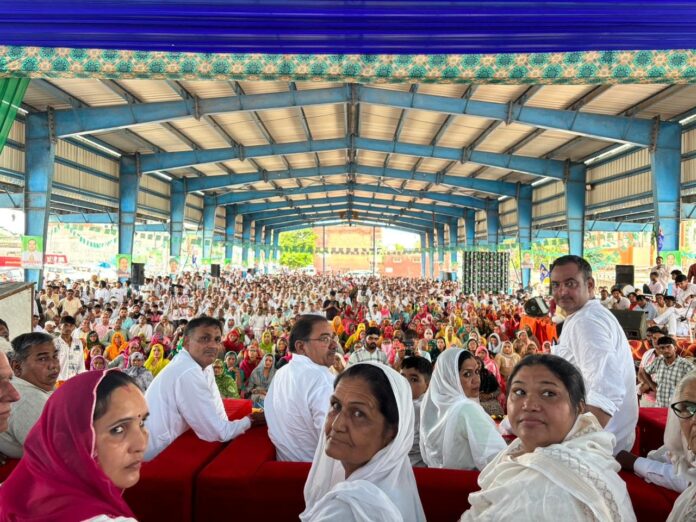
[152,171,172,182]
[531,177,553,187]
[584,143,633,165]
[72,135,122,158]
[679,113,696,126]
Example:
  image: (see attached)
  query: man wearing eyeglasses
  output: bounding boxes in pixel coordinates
[550,255,638,455]
[265,314,336,462]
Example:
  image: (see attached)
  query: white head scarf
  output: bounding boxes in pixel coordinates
[420,347,499,468]
[301,361,426,522]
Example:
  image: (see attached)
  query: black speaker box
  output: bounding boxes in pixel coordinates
[609,309,646,340]
[524,297,549,317]
[615,265,635,288]
[211,264,220,277]
[131,262,145,285]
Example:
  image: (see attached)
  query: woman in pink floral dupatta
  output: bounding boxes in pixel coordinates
[0,370,147,521]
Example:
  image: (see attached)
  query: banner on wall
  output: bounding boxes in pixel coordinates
[520,250,534,269]
[115,254,131,280]
[661,250,681,270]
[21,236,43,269]
[168,257,180,275]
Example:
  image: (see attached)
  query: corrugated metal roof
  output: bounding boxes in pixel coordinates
[18,77,696,229]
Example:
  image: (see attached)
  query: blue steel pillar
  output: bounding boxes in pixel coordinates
[427,230,435,279]
[224,205,237,261]
[169,179,186,258]
[118,154,141,260]
[253,223,263,268]
[485,199,500,247]
[464,209,476,247]
[652,123,682,252]
[449,218,458,281]
[420,233,427,278]
[263,229,272,274]
[273,230,280,261]
[202,196,216,261]
[241,215,251,267]
[565,164,587,256]
[518,185,533,288]
[436,224,446,271]
[24,112,56,286]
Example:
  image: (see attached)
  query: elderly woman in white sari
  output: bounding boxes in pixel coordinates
[666,371,696,521]
[301,361,426,522]
[419,348,506,470]
[461,354,636,522]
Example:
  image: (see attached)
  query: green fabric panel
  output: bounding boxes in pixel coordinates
[0,47,693,84]
[0,78,28,155]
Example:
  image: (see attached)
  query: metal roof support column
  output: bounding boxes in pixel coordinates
[264,229,272,274]
[485,200,500,246]
[420,234,427,279]
[565,164,587,256]
[518,185,533,288]
[241,216,251,267]
[464,209,476,247]
[24,112,55,287]
[202,197,217,261]
[169,179,186,258]
[651,123,682,251]
[225,206,237,261]
[427,230,435,279]
[254,224,263,270]
[449,219,458,281]
[118,155,141,262]
[436,224,446,277]
[273,230,280,262]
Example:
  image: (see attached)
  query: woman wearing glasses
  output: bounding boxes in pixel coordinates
[666,372,696,521]
[461,355,636,521]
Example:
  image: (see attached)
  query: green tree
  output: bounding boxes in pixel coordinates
[279,229,317,269]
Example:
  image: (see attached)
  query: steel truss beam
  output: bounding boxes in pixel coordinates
[53,85,674,149]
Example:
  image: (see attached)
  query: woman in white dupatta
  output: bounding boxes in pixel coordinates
[461,354,636,522]
[419,347,506,470]
[301,361,426,522]
[666,371,696,521]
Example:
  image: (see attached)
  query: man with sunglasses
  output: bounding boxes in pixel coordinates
[265,314,336,462]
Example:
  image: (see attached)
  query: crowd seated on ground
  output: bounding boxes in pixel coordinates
[0,257,695,519]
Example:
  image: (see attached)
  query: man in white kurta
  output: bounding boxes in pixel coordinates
[265,315,336,462]
[550,256,638,454]
[144,317,261,461]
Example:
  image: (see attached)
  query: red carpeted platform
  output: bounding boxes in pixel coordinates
[638,407,668,457]
[124,399,252,522]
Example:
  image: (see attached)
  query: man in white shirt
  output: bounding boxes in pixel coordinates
[265,314,336,462]
[144,316,264,461]
[598,288,614,309]
[94,281,111,304]
[0,332,58,458]
[550,255,638,454]
[54,316,86,385]
[674,274,696,307]
[610,287,631,310]
[647,271,665,295]
[651,256,671,289]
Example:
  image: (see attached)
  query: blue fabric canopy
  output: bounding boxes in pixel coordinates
[0,1,695,54]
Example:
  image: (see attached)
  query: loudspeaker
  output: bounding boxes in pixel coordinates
[615,265,635,288]
[131,263,145,286]
[524,297,549,317]
[442,271,454,282]
[610,309,647,340]
[211,264,220,277]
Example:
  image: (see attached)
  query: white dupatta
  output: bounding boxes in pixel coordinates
[462,413,636,522]
[301,361,426,522]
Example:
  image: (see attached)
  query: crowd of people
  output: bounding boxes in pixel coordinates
[0,254,694,520]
